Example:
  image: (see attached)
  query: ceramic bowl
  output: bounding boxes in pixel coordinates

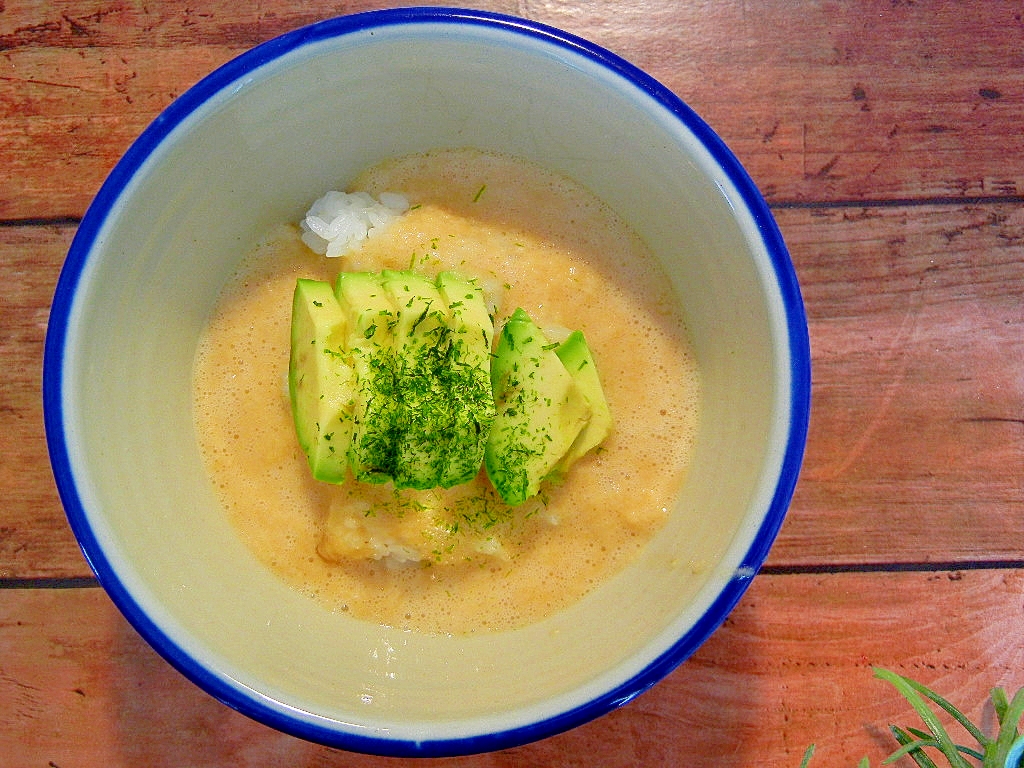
[43,7,810,757]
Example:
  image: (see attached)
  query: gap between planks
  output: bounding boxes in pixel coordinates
[5,558,1024,591]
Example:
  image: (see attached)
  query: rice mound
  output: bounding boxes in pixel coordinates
[300,190,409,257]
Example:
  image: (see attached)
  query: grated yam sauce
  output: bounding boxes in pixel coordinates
[192,149,700,635]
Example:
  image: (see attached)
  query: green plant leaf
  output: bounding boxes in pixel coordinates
[900,673,990,747]
[873,668,975,768]
[993,688,1010,724]
[902,728,985,762]
[993,688,1024,766]
[886,725,941,768]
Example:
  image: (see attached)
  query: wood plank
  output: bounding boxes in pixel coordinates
[0,222,86,579]
[3,199,1021,576]
[2,570,1022,766]
[1,0,1023,218]
[0,0,518,48]
[0,46,235,221]
[772,202,1024,567]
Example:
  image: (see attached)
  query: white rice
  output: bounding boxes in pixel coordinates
[299,190,410,258]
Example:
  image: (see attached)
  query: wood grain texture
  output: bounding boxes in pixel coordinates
[0,222,85,579]
[773,202,1024,567]
[2,570,1022,767]
[1,0,1023,217]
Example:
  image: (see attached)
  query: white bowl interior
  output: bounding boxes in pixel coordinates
[57,17,796,746]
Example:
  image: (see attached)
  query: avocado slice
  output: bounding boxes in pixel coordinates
[288,279,355,483]
[293,276,610,496]
[381,270,451,490]
[334,271,399,484]
[485,308,591,506]
[555,330,613,469]
[436,272,497,488]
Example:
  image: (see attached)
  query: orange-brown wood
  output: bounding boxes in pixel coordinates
[2,0,1022,764]
[776,202,1024,567]
[0,223,85,578]
[1,1,1023,217]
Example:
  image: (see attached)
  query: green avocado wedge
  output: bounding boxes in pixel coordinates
[381,270,451,490]
[555,330,613,470]
[288,279,355,483]
[485,308,591,506]
[435,271,496,488]
[334,271,399,485]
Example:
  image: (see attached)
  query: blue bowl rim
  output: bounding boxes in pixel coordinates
[42,5,811,758]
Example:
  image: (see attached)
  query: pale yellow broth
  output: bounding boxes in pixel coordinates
[193,149,700,635]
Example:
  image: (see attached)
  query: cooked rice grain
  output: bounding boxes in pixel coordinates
[300,190,409,257]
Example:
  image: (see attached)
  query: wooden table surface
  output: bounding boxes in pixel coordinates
[2,1,1022,765]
